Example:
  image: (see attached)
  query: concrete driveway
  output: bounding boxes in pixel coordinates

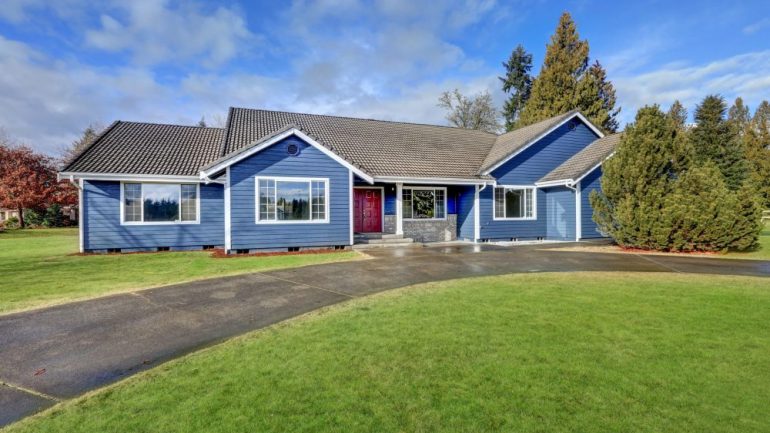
[1,243,769,426]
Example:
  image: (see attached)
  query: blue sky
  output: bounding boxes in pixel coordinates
[1,0,769,154]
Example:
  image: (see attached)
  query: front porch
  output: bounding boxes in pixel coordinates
[352,179,479,244]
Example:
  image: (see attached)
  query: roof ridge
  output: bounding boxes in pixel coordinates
[117,120,224,130]
[229,106,499,136]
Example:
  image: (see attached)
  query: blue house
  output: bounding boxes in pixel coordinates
[60,108,618,253]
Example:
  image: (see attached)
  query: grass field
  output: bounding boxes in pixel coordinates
[0,228,360,314]
[7,272,769,433]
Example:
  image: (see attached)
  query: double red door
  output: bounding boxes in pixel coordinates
[354,188,382,233]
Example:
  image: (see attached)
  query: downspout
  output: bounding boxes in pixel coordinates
[69,175,84,253]
[474,181,489,243]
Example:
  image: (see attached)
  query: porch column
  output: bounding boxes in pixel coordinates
[395,182,403,235]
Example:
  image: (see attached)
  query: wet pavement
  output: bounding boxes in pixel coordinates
[1,242,768,427]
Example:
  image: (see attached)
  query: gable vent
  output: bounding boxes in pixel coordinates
[287,143,300,156]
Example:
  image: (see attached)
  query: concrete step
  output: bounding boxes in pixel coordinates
[355,237,414,245]
[353,241,422,250]
[354,233,404,240]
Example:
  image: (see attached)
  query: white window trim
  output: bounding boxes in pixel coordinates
[254,176,330,224]
[119,182,201,225]
[492,185,537,221]
[402,186,448,221]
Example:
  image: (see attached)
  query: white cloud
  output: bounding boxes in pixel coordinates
[613,50,770,124]
[743,17,770,35]
[85,0,255,66]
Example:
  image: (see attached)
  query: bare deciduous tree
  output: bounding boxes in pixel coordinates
[438,89,501,133]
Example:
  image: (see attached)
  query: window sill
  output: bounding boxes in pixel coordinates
[121,221,200,226]
[403,217,448,222]
[492,217,537,221]
[254,220,330,225]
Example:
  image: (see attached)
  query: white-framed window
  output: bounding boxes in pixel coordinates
[255,176,329,223]
[494,186,536,220]
[121,182,200,225]
[402,187,446,220]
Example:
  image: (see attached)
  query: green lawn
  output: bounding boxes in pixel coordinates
[8,272,769,433]
[0,228,360,314]
[727,221,770,260]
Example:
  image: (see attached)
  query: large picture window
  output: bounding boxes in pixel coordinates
[256,177,328,223]
[402,187,446,220]
[122,183,199,224]
[494,186,535,220]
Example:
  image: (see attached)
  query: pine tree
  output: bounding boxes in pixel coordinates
[746,100,770,207]
[691,95,747,190]
[728,97,751,135]
[518,12,589,125]
[574,60,620,132]
[589,105,680,249]
[518,12,619,132]
[499,44,533,131]
[667,100,688,128]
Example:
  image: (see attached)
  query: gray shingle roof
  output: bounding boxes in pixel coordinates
[63,122,224,177]
[479,110,580,173]
[61,108,599,182]
[222,108,498,179]
[537,133,620,184]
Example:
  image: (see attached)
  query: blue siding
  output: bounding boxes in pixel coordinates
[545,186,575,240]
[83,180,224,251]
[456,185,476,240]
[481,120,599,240]
[580,166,605,238]
[229,136,351,250]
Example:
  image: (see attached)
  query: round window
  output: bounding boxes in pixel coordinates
[287,143,299,156]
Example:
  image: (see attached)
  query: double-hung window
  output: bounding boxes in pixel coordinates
[122,183,199,224]
[256,177,328,223]
[494,186,535,220]
[402,187,446,220]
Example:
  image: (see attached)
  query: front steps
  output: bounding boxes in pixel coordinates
[353,233,418,249]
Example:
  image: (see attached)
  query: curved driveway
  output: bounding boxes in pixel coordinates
[1,243,769,426]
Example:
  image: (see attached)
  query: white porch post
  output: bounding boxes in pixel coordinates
[575,181,582,241]
[395,182,403,235]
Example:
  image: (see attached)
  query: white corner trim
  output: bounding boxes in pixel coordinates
[224,167,231,252]
[349,170,354,244]
[575,180,582,241]
[482,112,605,175]
[395,182,403,235]
[200,128,374,184]
[78,178,84,253]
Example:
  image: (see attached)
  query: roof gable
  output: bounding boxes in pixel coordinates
[200,125,373,183]
[479,111,604,175]
[536,133,620,186]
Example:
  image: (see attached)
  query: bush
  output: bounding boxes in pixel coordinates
[1,216,19,229]
[658,164,762,252]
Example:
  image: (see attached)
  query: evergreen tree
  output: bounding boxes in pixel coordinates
[691,95,746,190]
[590,106,679,249]
[575,60,620,132]
[518,12,589,125]
[746,100,770,207]
[518,12,620,132]
[667,100,688,128]
[728,97,751,135]
[499,44,533,131]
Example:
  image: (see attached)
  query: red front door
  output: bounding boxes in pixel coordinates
[354,188,382,233]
